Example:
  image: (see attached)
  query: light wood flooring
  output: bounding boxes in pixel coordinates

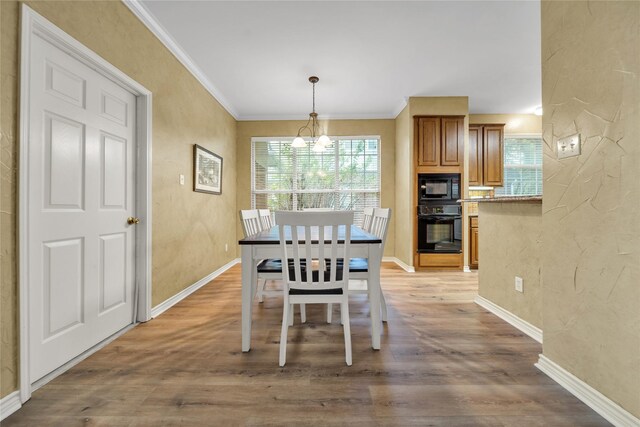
[4,263,609,426]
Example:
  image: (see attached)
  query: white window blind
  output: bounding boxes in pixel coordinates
[495,136,543,196]
[252,137,380,222]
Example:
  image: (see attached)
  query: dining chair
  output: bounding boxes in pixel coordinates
[239,209,262,237]
[361,207,374,232]
[258,209,274,230]
[327,207,391,323]
[275,210,354,366]
[240,209,306,321]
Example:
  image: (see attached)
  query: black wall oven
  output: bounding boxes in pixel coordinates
[417,204,462,253]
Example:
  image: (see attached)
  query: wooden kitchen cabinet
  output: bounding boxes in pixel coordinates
[470,216,479,269]
[416,117,440,166]
[468,124,504,186]
[416,116,463,168]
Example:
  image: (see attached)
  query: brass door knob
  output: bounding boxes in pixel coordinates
[127,217,140,225]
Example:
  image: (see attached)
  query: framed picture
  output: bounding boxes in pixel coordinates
[193,144,223,195]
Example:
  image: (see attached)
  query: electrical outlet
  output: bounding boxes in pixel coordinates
[179,174,185,185]
[557,134,581,159]
[225,243,228,252]
[515,276,524,293]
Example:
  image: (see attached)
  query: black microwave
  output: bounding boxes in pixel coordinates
[418,173,460,201]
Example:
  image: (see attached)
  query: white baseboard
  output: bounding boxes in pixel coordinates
[151,258,240,318]
[474,295,543,343]
[536,355,640,427]
[383,257,415,273]
[463,265,472,273]
[0,391,21,421]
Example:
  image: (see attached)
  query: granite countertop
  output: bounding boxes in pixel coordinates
[459,196,542,203]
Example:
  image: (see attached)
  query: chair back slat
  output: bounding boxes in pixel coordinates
[369,208,392,252]
[275,211,354,292]
[362,207,374,232]
[258,209,274,230]
[240,209,262,237]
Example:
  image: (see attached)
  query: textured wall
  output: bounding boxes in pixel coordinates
[0,1,237,398]
[236,120,395,257]
[541,0,640,417]
[477,202,542,327]
[1,0,19,398]
[394,106,411,266]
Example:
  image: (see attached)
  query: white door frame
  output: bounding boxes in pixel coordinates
[18,4,153,403]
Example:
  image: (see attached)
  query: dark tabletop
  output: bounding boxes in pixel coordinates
[238,225,382,245]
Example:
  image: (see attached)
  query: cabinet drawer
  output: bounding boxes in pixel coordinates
[419,253,463,269]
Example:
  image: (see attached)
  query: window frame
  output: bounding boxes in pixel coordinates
[250,136,381,211]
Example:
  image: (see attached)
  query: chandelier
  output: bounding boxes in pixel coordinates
[292,76,332,152]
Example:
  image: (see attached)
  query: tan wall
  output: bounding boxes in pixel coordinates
[541,0,640,417]
[477,202,542,327]
[236,120,395,257]
[469,114,542,135]
[0,1,238,398]
[393,106,411,265]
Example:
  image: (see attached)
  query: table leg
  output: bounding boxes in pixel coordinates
[241,245,255,352]
[368,243,382,350]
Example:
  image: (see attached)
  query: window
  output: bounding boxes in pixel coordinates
[495,136,543,196]
[251,137,380,220]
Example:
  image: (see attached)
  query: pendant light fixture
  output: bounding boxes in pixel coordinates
[292,76,331,151]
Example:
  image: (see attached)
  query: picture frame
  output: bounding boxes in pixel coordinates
[193,144,223,195]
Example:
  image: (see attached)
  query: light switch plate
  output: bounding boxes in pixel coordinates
[557,134,581,159]
[515,276,523,293]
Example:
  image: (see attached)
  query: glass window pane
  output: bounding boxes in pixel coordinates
[252,137,381,212]
[495,137,543,196]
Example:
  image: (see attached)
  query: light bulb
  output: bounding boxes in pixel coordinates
[534,106,543,116]
[291,136,306,148]
[317,134,331,146]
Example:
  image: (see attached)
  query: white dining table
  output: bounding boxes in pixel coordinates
[238,224,383,352]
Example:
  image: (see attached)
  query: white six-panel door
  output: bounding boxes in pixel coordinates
[27,34,136,383]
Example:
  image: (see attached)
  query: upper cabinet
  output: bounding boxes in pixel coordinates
[468,124,504,186]
[416,116,464,169]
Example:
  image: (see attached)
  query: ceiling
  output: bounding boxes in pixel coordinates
[136,1,541,120]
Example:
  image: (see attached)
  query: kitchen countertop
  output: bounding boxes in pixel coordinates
[459,195,542,203]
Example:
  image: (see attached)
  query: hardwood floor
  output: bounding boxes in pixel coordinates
[5,263,609,426]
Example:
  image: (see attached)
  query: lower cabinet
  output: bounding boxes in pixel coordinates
[470,216,479,269]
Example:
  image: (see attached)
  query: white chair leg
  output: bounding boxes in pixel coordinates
[280,302,289,367]
[288,303,294,326]
[380,289,388,322]
[300,304,306,323]
[326,303,332,323]
[257,279,266,303]
[341,300,352,366]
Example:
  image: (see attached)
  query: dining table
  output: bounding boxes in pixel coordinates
[238,224,383,352]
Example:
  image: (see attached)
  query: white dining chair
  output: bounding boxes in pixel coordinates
[240,209,306,321]
[258,209,273,230]
[361,207,374,232]
[239,209,262,237]
[327,207,391,323]
[275,210,354,366]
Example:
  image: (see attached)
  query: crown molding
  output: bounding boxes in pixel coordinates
[391,97,409,119]
[122,0,239,119]
[238,112,397,121]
